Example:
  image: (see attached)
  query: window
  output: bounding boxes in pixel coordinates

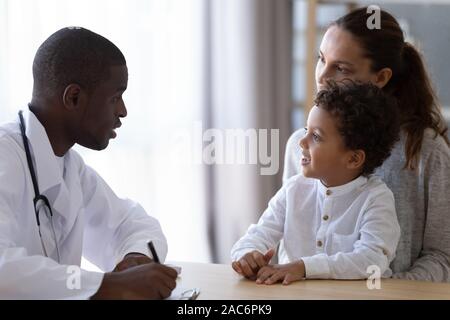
[0,0,210,269]
[292,0,450,137]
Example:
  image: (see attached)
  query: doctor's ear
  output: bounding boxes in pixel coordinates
[346,149,365,170]
[62,84,85,110]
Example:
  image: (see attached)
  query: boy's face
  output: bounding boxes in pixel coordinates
[299,106,356,187]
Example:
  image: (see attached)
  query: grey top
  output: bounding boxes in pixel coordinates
[283,128,450,282]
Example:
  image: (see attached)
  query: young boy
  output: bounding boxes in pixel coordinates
[231,80,401,284]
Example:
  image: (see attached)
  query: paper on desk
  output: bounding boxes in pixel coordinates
[163,265,200,300]
[166,264,182,275]
[165,286,200,300]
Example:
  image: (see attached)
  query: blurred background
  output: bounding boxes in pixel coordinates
[1,0,449,268]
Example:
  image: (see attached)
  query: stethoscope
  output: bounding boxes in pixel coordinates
[18,110,61,263]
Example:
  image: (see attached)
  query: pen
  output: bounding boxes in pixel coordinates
[148,241,160,263]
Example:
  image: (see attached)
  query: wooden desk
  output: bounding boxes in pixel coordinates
[173,261,450,300]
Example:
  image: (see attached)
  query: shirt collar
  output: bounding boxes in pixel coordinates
[317,175,368,198]
[22,108,64,193]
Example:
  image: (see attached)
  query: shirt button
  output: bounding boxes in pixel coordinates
[382,249,388,255]
[326,190,332,196]
[317,240,323,247]
[323,215,329,221]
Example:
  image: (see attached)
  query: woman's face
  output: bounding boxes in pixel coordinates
[315,26,381,91]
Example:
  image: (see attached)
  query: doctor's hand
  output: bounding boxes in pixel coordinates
[113,253,153,272]
[91,262,177,300]
[232,249,275,280]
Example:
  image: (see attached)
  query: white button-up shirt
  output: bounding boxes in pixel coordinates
[0,109,167,299]
[231,174,400,279]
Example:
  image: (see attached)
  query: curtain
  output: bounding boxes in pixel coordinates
[206,0,293,263]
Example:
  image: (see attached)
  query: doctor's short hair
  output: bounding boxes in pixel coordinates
[314,80,400,175]
[32,27,126,96]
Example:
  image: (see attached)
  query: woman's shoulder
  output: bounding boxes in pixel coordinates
[421,128,449,153]
[388,129,449,164]
[417,129,450,170]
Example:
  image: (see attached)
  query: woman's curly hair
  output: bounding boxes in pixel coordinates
[314,80,400,175]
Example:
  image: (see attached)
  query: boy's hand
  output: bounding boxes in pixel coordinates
[256,260,306,285]
[232,249,275,279]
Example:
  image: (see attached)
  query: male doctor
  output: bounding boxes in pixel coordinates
[0,27,177,299]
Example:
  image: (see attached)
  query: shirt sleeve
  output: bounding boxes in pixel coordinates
[231,186,287,261]
[79,158,167,272]
[282,129,304,184]
[0,139,103,299]
[392,141,450,282]
[302,188,400,279]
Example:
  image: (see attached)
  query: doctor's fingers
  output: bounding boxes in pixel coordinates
[130,254,153,265]
[146,266,177,288]
[148,274,177,299]
[114,254,152,272]
[114,259,139,272]
[156,263,178,279]
[143,262,178,279]
[157,279,177,299]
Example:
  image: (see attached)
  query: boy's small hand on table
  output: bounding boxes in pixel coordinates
[232,249,275,279]
[256,260,305,285]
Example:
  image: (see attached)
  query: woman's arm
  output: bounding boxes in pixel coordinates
[393,138,450,282]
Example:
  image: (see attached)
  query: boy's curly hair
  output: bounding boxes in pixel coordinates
[314,80,400,175]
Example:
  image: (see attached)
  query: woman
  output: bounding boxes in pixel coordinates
[283,7,450,282]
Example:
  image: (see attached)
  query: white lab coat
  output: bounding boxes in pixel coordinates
[0,109,167,299]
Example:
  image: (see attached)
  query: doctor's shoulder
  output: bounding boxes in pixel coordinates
[0,127,29,196]
[0,122,27,166]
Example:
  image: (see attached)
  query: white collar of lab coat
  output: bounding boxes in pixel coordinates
[23,109,65,196]
[20,108,82,235]
[318,175,368,198]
